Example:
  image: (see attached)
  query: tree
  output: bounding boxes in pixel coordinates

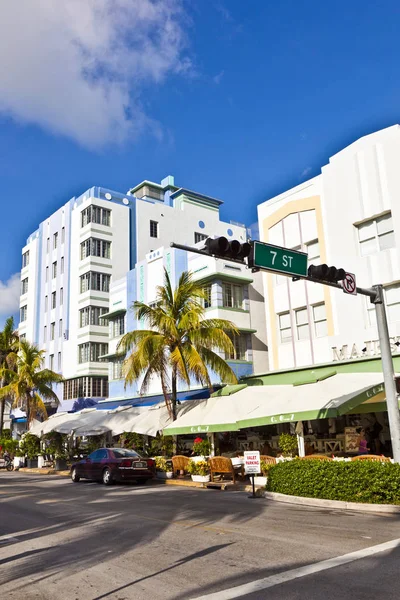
[0,339,63,427]
[0,317,19,434]
[118,270,239,421]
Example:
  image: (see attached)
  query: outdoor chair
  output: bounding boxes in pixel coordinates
[300,454,332,461]
[209,457,236,484]
[260,456,276,464]
[351,455,391,462]
[171,455,190,477]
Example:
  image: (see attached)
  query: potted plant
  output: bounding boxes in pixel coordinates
[187,459,210,482]
[278,433,298,457]
[254,460,274,487]
[155,456,174,479]
[191,437,211,461]
[55,451,69,471]
[19,433,40,468]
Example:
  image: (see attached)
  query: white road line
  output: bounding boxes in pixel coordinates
[193,538,400,600]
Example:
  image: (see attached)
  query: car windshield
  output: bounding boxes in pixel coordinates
[112,449,141,459]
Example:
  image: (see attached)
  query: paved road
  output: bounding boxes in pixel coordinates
[0,473,399,600]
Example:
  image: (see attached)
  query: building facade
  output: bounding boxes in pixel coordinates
[257,125,400,371]
[19,175,267,410]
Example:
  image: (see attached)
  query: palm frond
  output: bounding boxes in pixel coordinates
[197,347,238,385]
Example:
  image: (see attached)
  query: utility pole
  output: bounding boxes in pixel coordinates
[372,285,400,463]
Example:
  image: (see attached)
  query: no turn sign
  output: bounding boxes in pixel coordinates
[342,272,357,295]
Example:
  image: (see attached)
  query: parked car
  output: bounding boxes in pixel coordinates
[70,447,155,485]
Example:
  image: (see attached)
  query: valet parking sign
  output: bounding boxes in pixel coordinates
[244,451,261,474]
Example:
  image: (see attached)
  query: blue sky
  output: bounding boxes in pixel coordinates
[1,0,400,326]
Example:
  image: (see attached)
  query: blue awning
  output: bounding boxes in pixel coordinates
[94,386,220,411]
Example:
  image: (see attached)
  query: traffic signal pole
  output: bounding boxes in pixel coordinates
[171,239,400,463]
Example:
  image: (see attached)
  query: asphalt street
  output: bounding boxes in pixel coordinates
[0,473,399,600]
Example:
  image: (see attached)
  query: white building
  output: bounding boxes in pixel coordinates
[257,125,400,371]
[19,176,267,411]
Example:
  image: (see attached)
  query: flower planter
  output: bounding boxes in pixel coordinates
[38,455,45,469]
[27,458,38,469]
[14,457,24,469]
[253,476,268,487]
[55,458,68,471]
[156,471,174,480]
[191,474,210,483]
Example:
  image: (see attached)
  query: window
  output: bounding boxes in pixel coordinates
[50,322,55,340]
[22,251,29,268]
[81,205,111,227]
[53,232,58,249]
[79,306,109,327]
[58,352,62,371]
[60,288,64,305]
[150,220,158,238]
[279,312,292,343]
[111,315,125,337]
[225,334,247,360]
[312,303,328,337]
[46,237,50,253]
[295,308,310,340]
[59,319,63,337]
[61,257,64,274]
[112,358,124,380]
[51,291,56,309]
[306,239,320,266]
[45,295,48,312]
[45,266,49,282]
[61,227,65,244]
[357,213,395,257]
[20,305,27,322]
[80,272,111,293]
[195,232,208,244]
[49,354,54,370]
[21,278,28,295]
[80,237,111,260]
[52,261,57,279]
[202,285,212,309]
[78,342,108,363]
[43,326,47,342]
[385,284,400,323]
[223,283,243,309]
[63,376,108,400]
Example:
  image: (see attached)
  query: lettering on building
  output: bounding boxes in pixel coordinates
[332,337,400,361]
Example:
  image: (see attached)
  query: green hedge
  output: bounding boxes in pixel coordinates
[266,460,400,505]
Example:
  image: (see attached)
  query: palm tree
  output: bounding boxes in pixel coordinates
[118,270,239,421]
[0,339,64,427]
[0,317,19,434]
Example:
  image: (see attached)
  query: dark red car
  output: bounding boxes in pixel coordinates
[70,447,155,486]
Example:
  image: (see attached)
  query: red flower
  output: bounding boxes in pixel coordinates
[194,437,204,444]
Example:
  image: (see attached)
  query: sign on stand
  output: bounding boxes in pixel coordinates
[250,241,308,278]
[244,451,261,499]
[342,272,357,295]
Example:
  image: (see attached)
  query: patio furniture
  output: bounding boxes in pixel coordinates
[209,457,236,484]
[351,455,391,462]
[300,455,333,461]
[171,455,190,477]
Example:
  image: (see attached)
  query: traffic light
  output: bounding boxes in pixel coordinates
[307,264,346,282]
[204,236,251,262]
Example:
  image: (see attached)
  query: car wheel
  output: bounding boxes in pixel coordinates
[71,468,80,482]
[102,467,113,486]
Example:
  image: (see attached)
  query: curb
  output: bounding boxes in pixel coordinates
[18,468,70,477]
[263,490,400,514]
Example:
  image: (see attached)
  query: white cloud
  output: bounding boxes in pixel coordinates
[213,70,224,84]
[0,273,20,318]
[0,0,190,148]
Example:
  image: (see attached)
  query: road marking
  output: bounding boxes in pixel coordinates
[193,538,400,600]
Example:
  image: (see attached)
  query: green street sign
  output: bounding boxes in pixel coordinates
[250,241,308,277]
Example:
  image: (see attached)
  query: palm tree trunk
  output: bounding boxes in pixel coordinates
[26,393,31,431]
[171,367,177,422]
[0,398,5,434]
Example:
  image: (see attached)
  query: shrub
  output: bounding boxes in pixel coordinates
[19,433,40,459]
[278,433,298,457]
[260,460,275,476]
[187,459,209,476]
[0,437,18,455]
[155,457,171,472]
[148,435,174,457]
[267,460,400,505]
[192,437,210,456]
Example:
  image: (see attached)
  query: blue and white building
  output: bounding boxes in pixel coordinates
[19,176,268,412]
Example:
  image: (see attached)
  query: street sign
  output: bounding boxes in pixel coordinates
[244,451,261,474]
[250,241,308,277]
[342,272,357,295]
